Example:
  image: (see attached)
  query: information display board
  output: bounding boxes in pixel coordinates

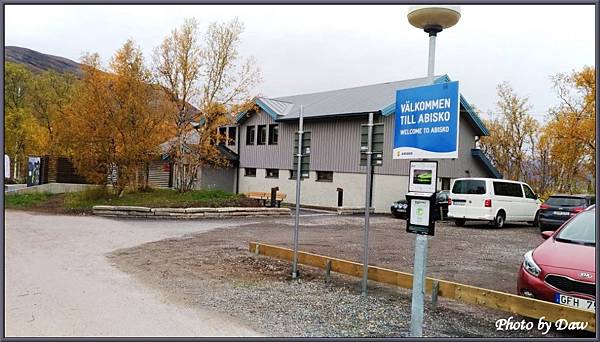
[409,161,438,193]
[393,81,460,159]
[406,192,436,236]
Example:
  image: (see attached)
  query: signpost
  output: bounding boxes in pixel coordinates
[360,122,384,166]
[358,112,385,296]
[394,80,460,338]
[293,131,311,178]
[291,105,306,279]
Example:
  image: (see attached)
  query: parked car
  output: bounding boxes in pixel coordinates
[391,190,449,220]
[538,194,595,231]
[447,178,540,228]
[517,206,595,312]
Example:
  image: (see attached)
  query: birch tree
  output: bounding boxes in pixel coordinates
[479,82,538,181]
[153,18,260,192]
[64,40,173,195]
[4,62,37,180]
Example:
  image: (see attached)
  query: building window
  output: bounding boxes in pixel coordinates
[441,177,451,190]
[266,169,279,178]
[257,125,267,145]
[244,168,256,177]
[289,170,309,179]
[268,124,279,145]
[228,127,236,145]
[246,126,255,145]
[316,171,333,182]
[218,127,227,144]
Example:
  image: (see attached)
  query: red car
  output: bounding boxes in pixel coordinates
[517,205,595,312]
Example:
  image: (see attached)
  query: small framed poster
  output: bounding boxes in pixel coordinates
[406,192,436,236]
[410,199,430,226]
[409,161,438,193]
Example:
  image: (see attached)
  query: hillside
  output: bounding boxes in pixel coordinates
[5,45,200,117]
[5,46,82,76]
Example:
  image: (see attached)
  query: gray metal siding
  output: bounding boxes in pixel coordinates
[200,166,235,192]
[239,110,490,178]
[239,111,296,169]
[305,117,365,173]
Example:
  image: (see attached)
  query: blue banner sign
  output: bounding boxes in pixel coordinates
[393,81,460,159]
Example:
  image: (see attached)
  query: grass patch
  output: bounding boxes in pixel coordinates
[64,187,252,209]
[5,192,55,208]
[6,187,256,213]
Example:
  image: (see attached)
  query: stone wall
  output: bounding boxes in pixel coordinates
[5,183,102,195]
[92,205,291,219]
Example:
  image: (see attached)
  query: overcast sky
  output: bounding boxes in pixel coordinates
[4,4,595,122]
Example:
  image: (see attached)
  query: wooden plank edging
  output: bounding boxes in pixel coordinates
[248,242,595,332]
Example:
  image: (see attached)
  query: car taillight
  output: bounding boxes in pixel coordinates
[540,203,550,210]
[448,198,452,205]
[570,207,585,215]
[484,199,492,207]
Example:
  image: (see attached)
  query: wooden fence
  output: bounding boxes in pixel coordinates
[249,242,595,333]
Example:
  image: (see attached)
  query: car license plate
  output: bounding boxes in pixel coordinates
[453,201,465,206]
[555,293,595,312]
[553,211,570,216]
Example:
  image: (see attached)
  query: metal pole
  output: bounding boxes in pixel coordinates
[427,34,436,78]
[292,105,304,279]
[410,31,437,337]
[410,233,429,336]
[361,112,374,296]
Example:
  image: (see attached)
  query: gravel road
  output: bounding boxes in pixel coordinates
[4,210,261,337]
[5,209,592,337]
[107,212,590,337]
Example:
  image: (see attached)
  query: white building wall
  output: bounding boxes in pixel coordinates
[371,174,409,212]
[239,169,459,213]
[238,169,367,208]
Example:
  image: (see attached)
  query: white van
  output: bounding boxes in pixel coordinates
[447,178,540,228]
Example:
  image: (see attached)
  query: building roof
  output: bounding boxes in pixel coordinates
[471,149,503,179]
[247,74,489,136]
[160,129,238,162]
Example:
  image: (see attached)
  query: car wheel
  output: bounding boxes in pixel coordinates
[494,211,506,228]
[529,211,539,227]
[454,218,465,227]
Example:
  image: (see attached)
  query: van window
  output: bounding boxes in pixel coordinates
[452,180,486,195]
[522,184,536,199]
[493,182,523,197]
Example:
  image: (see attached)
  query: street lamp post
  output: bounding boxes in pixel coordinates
[406,5,461,337]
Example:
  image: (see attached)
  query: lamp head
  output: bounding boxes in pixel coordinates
[407,6,461,35]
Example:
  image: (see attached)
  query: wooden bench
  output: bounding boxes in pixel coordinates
[245,191,287,207]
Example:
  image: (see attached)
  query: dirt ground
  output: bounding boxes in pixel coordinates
[107,212,592,337]
[123,213,543,294]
